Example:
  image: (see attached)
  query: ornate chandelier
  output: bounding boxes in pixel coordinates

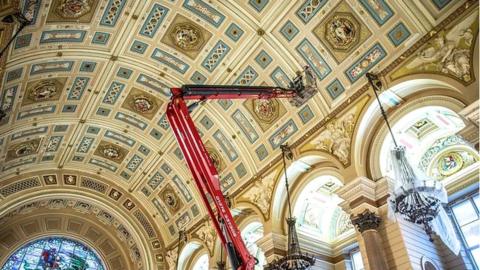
[0,5,32,122]
[389,146,445,240]
[366,73,446,241]
[265,144,316,270]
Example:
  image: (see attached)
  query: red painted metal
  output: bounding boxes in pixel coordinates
[166,85,303,270]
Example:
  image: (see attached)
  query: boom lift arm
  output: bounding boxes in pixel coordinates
[166,68,316,270]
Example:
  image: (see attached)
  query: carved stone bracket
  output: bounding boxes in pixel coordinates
[195,221,216,255]
[351,209,381,233]
[240,171,276,219]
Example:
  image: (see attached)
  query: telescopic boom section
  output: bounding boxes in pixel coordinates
[173,85,298,100]
[166,70,316,270]
[167,97,255,270]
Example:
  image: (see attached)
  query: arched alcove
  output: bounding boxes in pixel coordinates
[0,187,157,270]
[2,237,105,270]
[379,106,466,177]
[292,175,353,242]
[177,241,204,270]
[353,78,468,178]
[270,154,340,232]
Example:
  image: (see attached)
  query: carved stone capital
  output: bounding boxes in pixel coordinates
[337,177,381,214]
[351,209,381,233]
[256,232,287,262]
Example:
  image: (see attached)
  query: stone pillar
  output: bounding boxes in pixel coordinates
[337,177,389,270]
[255,232,286,263]
[339,176,474,269]
[351,210,388,270]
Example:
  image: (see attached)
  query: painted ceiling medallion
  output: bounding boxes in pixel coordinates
[15,141,39,157]
[102,146,122,160]
[206,146,225,172]
[132,96,154,113]
[253,99,278,123]
[437,152,463,177]
[23,78,67,105]
[56,0,92,18]
[171,23,202,50]
[326,16,356,49]
[244,99,286,131]
[47,0,98,23]
[122,88,162,120]
[161,14,212,59]
[313,2,371,63]
[164,192,178,208]
[160,185,184,214]
[30,81,57,101]
[6,138,41,161]
[94,141,127,163]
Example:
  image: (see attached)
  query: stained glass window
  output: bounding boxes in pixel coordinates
[1,237,105,270]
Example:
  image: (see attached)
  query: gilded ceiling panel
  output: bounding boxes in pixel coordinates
[313,1,372,63]
[161,14,213,60]
[243,99,286,132]
[22,77,67,106]
[46,0,100,23]
[159,183,184,215]
[121,88,163,120]
[5,138,41,162]
[93,141,128,164]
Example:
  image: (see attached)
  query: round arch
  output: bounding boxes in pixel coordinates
[352,78,468,179]
[0,203,139,269]
[2,234,106,269]
[0,175,161,270]
[177,240,206,270]
[190,252,209,270]
[288,172,351,242]
[270,153,342,233]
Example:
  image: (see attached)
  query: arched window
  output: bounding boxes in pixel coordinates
[379,106,477,179]
[2,237,105,270]
[293,175,353,241]
[191,253,209,270]
[241,221,266,269]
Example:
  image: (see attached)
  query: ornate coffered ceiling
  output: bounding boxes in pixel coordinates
[0,0,475,264]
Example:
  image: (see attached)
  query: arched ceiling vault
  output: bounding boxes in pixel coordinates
[0,0,474,262]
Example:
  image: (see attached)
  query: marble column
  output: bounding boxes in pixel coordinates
[351,209,388,270]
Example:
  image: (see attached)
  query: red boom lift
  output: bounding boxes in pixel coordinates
[166,67,316,270]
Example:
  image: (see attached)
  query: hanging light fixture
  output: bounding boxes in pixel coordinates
[215,243,226,270]
[174,229,187,269]
[366,73,447,241]
[265,144,316,270]
[0,10,31,58]
[0,6,31,122]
